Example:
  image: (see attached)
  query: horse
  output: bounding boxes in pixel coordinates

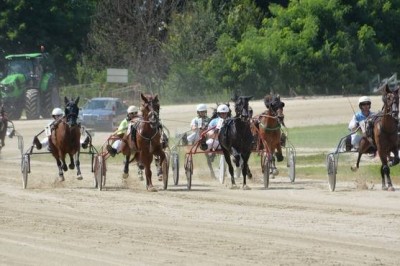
[351,84,399,191]
[49,96,82,181]
[219,95,253,189]
[0,105,8,151]
[256,94,286,177]
[120,93,166,191]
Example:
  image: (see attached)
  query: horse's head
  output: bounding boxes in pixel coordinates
[141,93,160,128]
[264,94,285,124]
[381,84,399,119]
[64,96,80,126]
[232,94,253,121]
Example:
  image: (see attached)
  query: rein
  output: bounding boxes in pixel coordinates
[258,114,281,131]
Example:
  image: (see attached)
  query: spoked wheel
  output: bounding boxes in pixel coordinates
[185,154,193,190]
[327,154,337,192]
[162,152,170,190]
[218,155,226,184]
[171,152,179,185]
[21,154,30,189]
[94,155,106,191]
[287,148,296,183]
[262,153,271,189]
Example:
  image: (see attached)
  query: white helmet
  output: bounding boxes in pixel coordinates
[196,104,207,112]
[358,96,371,104]
[52,108,64,116]
[217,104,229,113]
[127,105,138,114]
[358,96,371,108]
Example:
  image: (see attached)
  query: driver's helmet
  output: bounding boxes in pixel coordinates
[127,105,138,114]
[196,104,207,112]
[51,108,64,117]
[358,96,371,108]
[217,104,229,114]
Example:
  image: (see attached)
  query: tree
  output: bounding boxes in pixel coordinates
[85,0,183,93]
[0,0,95,84]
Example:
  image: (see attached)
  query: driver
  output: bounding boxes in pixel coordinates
[347,96,375,151]
[33,108,64,150]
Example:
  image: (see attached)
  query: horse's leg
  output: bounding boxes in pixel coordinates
[230,147,240,167]
[122,154,130,179]
[241,152,251,190]
[350,152,363,172]
[222,149,237,189]
[74,152,83,180]
[379,153,394,191]
[61,154,68,172]
[55,158,65,181]
[142,153,156,192]
[68,154,75,170]
[275,142,284,162]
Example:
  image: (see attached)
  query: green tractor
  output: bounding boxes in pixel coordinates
[0,52,60,120]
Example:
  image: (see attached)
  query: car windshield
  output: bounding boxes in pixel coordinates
[85,100,114,110]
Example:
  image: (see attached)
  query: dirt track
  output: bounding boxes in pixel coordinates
[1,96,400,265]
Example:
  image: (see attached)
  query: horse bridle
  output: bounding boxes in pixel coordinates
[65,104,79,127]
[383,90,399,120]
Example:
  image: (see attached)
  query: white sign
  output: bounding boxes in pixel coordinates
[107,68,128,83]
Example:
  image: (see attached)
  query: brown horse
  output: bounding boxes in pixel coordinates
[49,97,82,181]
[0,105,8,151]
[257,94,285,176]
[351,84,399,191]
[120,93,166,191]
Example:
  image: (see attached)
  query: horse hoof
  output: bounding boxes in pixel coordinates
[58,176,65,182]
[350,165,358,172]
[147,186,158,192]
[122,173,129,179]
[69,165,75,170]
[76,175,83,180]
[382,186,388,191]
[273,169,279,176]
[242,185,251,190]
[230,184,238,189]
[388,186,395,192]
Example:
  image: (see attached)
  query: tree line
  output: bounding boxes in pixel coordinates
[1,0,399,102]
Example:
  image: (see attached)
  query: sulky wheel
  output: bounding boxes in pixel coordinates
[327,154,337,192]
[171,152,179,185]
[288,149,296,183]
[218,155,226,184]
[262,153,270,189]
[162,155,169,190]
[94,155,106,191]
[185,154,193,190]
[21,154,30,189]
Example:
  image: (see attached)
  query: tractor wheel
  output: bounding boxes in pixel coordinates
[41,89,52,118]
[25,89,40,120]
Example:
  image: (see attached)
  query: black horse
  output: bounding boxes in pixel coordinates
[219,95,253,189]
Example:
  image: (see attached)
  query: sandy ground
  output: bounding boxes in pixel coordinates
[1,95,400,266]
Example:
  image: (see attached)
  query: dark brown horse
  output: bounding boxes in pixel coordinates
[120,93,166,191]
[49,97,82,181]
[0,105,8,151]
[257,94,285,176]
[351,84,399,191]
[219,95,253,189]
